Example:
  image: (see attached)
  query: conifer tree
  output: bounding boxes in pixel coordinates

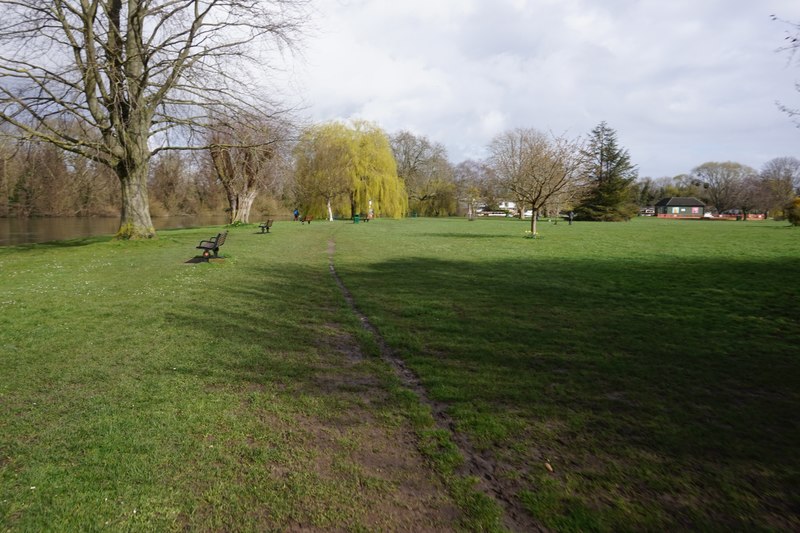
[574,122,639,221]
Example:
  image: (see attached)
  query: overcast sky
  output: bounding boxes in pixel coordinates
[289,0,800,178]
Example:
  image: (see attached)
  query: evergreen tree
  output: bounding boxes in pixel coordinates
[574,122,639,221]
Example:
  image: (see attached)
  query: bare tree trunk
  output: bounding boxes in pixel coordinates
[327,197,334,221]
[236,190,258,223]
[531,209,538,236]
[116,157,156,239]
[225,189,239,224]
[215,162,258,224]
[0,155,9,217]
[118,174,155,238]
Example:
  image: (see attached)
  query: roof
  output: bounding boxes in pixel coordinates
[654,197,706,207]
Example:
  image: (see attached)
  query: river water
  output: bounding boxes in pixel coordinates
[0,214,230,246]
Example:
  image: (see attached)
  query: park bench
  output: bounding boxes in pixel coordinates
[301,215,313,224]
[196,231,227,259]
[258,220,273,233]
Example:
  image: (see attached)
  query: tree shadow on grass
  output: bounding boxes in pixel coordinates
[152,261,465,530]
[333,254,800,529]
[418,233,519,239]
[0,235,114,252]
[161,252,799,530]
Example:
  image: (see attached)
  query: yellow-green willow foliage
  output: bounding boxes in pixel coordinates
[293,121,407,220]
[293,122,353,221]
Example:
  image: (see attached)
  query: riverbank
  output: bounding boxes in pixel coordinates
[0,214,230,246]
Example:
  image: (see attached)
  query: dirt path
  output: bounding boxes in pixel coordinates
[328,239,544,533]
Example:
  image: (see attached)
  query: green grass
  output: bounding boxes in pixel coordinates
[1,217,798,531]
[0,224,460,531]
[332,217,800,531]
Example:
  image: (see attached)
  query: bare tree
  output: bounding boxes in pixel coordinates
[489,128,587,236]
[0,0,306,238]
[453,159,494,220]
[208,117,291,224]
[692,162,757,214]
[0,132,21,216]
[390,130,455,215]
[735,174,767,220]
[774,15,800,124]
[761,156,800,198]
[487,129,528,219]
[454,159,500,217]
[149,152,193,215]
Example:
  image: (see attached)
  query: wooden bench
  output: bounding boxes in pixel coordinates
[258,220,273,233]
[196,231,227,259]
[301,215,313,224]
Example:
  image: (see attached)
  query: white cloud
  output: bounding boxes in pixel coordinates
[290,0,800,177]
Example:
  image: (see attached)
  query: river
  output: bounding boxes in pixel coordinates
[0,214,231,246]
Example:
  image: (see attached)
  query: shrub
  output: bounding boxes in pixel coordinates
[785,197,800,226]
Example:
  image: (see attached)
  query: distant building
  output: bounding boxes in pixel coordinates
[655,197,706,218]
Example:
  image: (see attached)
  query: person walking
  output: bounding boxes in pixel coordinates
[293,208,300,222]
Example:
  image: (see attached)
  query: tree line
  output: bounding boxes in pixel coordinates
[1,1,798,238]
[636,159,800,219]
[2,118,800,227]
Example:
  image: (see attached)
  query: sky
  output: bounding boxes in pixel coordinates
[286,0,800,178]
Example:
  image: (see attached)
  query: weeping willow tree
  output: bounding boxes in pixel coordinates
[293,121,407,220]
[348,121,407,219]
[293,122,353,221]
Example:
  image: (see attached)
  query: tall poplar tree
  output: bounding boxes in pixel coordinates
[574,122,639,221]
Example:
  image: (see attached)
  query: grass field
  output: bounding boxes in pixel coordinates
[1,217,798,531]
